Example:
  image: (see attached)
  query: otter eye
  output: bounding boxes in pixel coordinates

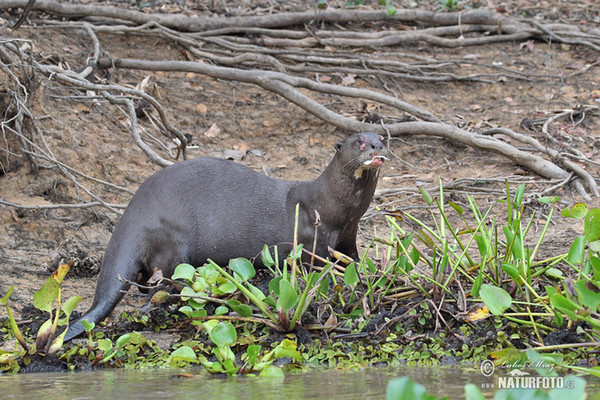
[358,138,367,150]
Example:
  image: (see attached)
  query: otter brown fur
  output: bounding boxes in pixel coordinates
[64,132,387,340]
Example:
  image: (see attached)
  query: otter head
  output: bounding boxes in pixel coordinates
[335,132,388,179]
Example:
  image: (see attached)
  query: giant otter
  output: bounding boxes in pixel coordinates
[64,132,387,340]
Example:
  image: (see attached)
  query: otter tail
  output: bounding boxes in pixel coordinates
[64,254,139,341]
[63,297,121,341]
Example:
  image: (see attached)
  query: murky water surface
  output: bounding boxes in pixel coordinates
[2,365,598,399]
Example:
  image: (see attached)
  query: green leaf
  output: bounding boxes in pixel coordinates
[261,245,275,267]
[386,377,428,400]
[181,286,202,302]
[216,282,237,294]
[179,306,207,319]
[33,276,60,313]
[543,267,563,278]
[259,364,285,378]
[567,236,586,265]
[0,285,13,305]
[246,282,266,302]
[171,263,196,282]
[209,321,237,347]
[35,318,53,349]
[191,276,209,293]
[246,344,261,365]
[471,274,483,298]
[526,348,559,377]
[287,244,303,259]
[263,297,276,308]
[503,225,514,246]
[215,305,229,315]
[550,293,581,312]
[479,284,512,315]
[415,230,433,248]
[448,201,463,215]
[538,196,560,204]
[169,345,198,364]
[366,257,376,274]
[545,286,557,298]
[318,274,330,295]
[202,319,219,333]
[590,257,600,281]
[229,258,255,282]
[151,290,171,306]
[342,308,363,319]
[574,280,600,312]
[200,264,220,283]
[344,263,359,286]
[409,247,420,266]
[589,240,600,253]
[584,208,600,242]
[271,339,303,362]
[513,183,525,208]
[62,296,81,320]
[473,234,488,258]
[47,330,66,355]
[550,376,586,400]
[97,338,113,354]
[115,333,132,348]
[58,295,82,326]
[418,186,433,206]
[227,300,253,317]
[464,383,486,400]
[501,262,522,284]
[306,271,319,287]
[511,232,524,260]
[553,310,564,328]
[269,276,283,297]
[81,319,95,332]
[276,279,298,312]
[561,203,588,219]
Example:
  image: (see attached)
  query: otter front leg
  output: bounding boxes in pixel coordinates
[334,225,360,261]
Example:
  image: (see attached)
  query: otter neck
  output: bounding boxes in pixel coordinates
[308,152,378,225]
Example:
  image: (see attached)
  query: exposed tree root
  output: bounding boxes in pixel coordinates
[0,1,598,209]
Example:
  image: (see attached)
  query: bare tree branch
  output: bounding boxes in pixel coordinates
[93,56,596,198]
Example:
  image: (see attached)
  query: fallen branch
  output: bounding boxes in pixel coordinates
[0,198,126,210]
[0,1,514,32]
[94,56,595,198]
[2,1,598,52]
[1,3,598,202]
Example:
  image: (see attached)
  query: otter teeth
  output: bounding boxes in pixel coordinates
[363,155,389,166]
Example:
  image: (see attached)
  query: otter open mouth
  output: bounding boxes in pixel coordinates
[363,155,389,167]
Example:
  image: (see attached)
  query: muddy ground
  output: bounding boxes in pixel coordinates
[0,0,599,345]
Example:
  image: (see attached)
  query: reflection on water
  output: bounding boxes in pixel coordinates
[2,366,473,400]
[1,365,597,399]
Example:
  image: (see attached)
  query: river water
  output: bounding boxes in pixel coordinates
[1,365,596,399]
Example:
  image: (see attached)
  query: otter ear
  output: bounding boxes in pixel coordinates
[334,142,342,151]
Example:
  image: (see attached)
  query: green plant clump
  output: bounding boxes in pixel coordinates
[2,183,600,380]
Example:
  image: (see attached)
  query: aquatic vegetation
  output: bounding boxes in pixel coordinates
[1,261,81,372]
[385,374,587,400]
[2,183,599,386]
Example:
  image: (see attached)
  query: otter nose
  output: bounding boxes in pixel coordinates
[370,141,386,151]
[360,132,387,150]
